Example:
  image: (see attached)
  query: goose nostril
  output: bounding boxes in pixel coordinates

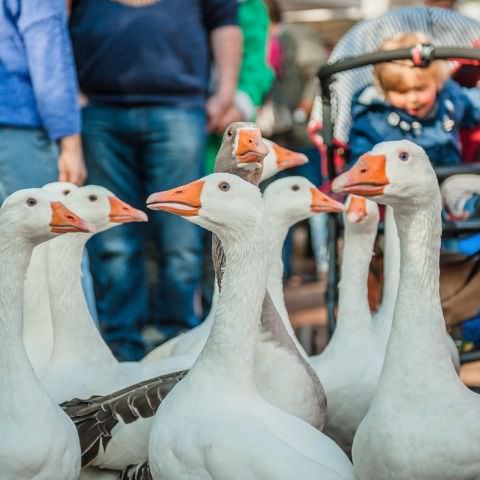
[360,168,367,174]
[66,214,75,221]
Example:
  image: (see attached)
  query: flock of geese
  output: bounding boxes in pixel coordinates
[1,121,480,480]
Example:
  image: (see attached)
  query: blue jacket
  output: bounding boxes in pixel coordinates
[348,80,480,166]
[70,0,238,107]
[0,0,80,140]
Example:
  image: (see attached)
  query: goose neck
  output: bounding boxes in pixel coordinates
[375,206,400,338]
[266,219,290,320]
[195,222,269,386]
[381,195,454,385]
[48,234,115,363]
[336,223,376,328]
[0,239,39,403]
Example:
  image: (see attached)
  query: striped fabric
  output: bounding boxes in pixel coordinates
[311,7,480,143]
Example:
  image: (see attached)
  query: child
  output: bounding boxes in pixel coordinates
[348,32,480,166]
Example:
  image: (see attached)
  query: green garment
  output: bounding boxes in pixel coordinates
[206,0,274,174]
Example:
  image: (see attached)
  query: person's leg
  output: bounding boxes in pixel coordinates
[141,106,205,338]
[0,127,58,202]
[82,105,148,361]
[294,146,329,275]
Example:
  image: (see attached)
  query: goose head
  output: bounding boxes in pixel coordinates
[215,123,269,182]
[332,140,436,207]
[43,181,79,197]
[146,173,264,239]
[260,140,309,182]
[344,195,379,233]
[63,185,148,233]
[263,176,344,227]
[0,189,94,245]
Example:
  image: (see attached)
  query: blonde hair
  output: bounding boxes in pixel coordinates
[373,32,449,93]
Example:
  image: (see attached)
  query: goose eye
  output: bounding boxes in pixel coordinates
[62,189,71,196]
[291,185,300,192]
[398,151,410,162]
[227,128,233,137]
[88,194,98,202]
[26,198,37,207]
[218,181,230,192]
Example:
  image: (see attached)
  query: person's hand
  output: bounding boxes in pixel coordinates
[206,93,234,133]
[58,134,87,185]
[217,105,247,133]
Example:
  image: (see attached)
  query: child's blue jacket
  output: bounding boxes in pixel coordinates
[348,80,480,166]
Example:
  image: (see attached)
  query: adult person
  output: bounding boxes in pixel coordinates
[69,0,241,361]
[0,0,86,201]
[260,0,329,280]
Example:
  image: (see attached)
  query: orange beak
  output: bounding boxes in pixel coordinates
[332,154,389,196]
[346,195,368,223]
[146,180,204,217]
[310,188,344,213]
[109,196,148,223]
[272,143,308,171]
[50,201,95,234]
[235,127,269,164]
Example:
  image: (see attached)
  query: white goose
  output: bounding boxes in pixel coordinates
[0,188,92,479]
[39,185,154,401]
[142,139,309,362]
[261,176,343,332]
[143,175,343,430]
[334,140,480,480]
[23,181,78,373]
[147,173,355,480]
[310,194,385,452]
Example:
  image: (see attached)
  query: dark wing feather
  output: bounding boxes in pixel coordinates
[120,462,152,480]
[61,370,187,467]
[212,233,226,289]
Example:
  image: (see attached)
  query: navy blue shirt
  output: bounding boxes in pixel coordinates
[348,80,480,166]
[0,0,80,140]
[70,0,238,107]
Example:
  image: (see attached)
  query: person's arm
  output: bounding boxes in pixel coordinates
[207,25,242,132]
[204,0,242,133]
[18,0,86,184]
[217,0,274,131]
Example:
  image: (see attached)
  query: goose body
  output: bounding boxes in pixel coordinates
[0,189,91,479]
[147,173,354,480]
[334,140,480,480]
[310,195,384,452]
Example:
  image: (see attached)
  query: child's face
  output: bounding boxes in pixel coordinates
[384,71,438,118]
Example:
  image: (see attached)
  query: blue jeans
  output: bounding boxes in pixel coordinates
[82,104,205,361]
[0,127,59,199]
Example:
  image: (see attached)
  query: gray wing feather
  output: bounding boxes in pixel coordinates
[61,370,187,467]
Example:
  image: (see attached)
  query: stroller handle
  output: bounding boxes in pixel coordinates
[317,45,480,83]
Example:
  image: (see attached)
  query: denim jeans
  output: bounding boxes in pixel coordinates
[0,127,59,200]
[82,104,205,361]
[0,127,98,318]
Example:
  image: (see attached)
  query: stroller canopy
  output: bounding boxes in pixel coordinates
[312,7,480,143]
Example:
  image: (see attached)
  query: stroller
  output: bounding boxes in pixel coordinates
[308,6,480,361]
